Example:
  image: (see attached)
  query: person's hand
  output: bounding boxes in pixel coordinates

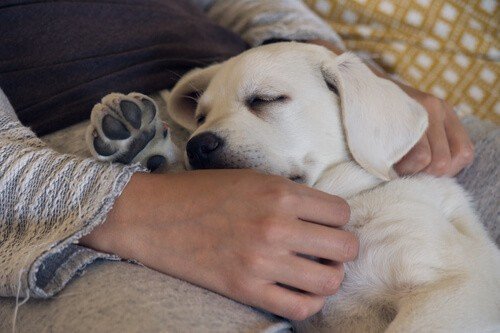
[80,170,357,320]
[307,39,474,177]
[394,85,474,176]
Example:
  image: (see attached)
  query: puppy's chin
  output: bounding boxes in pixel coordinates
[183,150,308,183]
[186,159,307,184]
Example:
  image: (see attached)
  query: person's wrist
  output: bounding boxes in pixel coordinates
[79,172,153,259]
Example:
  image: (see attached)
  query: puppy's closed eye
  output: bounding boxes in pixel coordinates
[246,94,289,111]
[196,114,206,125]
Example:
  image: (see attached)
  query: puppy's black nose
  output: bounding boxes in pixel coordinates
[186,132,223,169]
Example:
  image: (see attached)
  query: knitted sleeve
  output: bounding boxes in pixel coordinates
[191,0,346,48]
[0,89,144,298]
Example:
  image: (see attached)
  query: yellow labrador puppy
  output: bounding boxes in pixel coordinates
[87,42,500,332]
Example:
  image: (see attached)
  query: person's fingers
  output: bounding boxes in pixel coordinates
[263,255,344,296]
[290,184,351,226]
[394,135,431,175]
[444,106,474,176]
[424,103,452,176]
[281,220,358,262]
[256,283,325,320]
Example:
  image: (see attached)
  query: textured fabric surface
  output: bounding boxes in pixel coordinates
[0,0,343,136]
[306,0,499,123]
[456,116,499,244]
[0,0,247,135]
[205,0,345,48]
[0,261,292,333]
[0,88,143,299]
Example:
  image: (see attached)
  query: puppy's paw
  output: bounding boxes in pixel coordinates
[86,92,175,171]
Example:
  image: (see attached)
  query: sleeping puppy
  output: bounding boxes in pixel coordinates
[86,42,500,332]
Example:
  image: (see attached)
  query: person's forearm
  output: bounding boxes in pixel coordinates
[0,89,142,298]
[80,169,357,321]
[80,173,156,260]
[194,0,344,48]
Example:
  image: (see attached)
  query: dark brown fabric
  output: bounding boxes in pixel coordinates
[0,0,247,135]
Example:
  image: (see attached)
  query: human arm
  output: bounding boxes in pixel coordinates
[191,0,345,48]
[0,1,359,318]
[0,87,357,319]
[0,89,143,298]
[80,170,357,321]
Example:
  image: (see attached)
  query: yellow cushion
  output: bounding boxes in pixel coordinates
[306,0,499,123]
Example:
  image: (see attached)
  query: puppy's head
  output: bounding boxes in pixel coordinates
[168,43,427,184]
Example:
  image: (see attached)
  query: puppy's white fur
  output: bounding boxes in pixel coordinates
[168,43,500,332]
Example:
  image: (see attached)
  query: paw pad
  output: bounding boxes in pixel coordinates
[93,135,117,156]
[102,114,131,139]
[87,92,169,170]
[120,100,142,129]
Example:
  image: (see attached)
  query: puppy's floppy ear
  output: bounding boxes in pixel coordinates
[321,52,428,180]
[168,64,221,132]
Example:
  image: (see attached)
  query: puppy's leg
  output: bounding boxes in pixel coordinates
[86,93,181,171]
[296,291,393,333]
[387,278,500,333]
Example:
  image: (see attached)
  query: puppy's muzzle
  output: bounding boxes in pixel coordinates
[186,132,224,169]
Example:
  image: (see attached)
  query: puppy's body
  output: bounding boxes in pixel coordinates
[87,43,500,331]
[313,165,500,332]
